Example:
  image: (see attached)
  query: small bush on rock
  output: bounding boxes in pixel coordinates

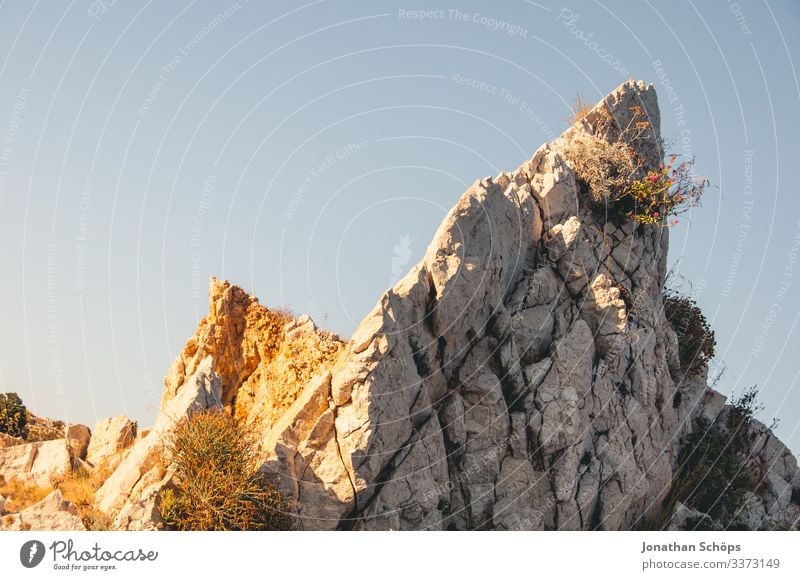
[626,155,707,226]
[159,409,295,531]
[562,133,635,208]
[672,418,756,527]
[0,392,27,438]
[663,293,716,378]
[562,104,708,227]
[646,386,767,530]
[24,414,65,442]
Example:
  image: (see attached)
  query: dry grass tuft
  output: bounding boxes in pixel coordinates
[568,92,594,125]
[561,132,636,206]
[50,461,115,530]
[0,478,51,512]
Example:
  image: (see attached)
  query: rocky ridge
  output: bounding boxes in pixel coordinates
[1,80,798,531]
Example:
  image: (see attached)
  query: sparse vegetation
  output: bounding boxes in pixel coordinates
[159,409,295,531]
[25,411,65,442]
[643,386,768,530]
[50,463,115,530]
[562,103,707,227]
[0,392,27,438]
[568,92,594,124]
[562,132,635,208]
[0,478,51,512]
[663,292,716,378]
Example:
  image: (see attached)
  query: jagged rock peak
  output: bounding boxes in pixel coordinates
[253,79,796,531]
[254,79,685,530]
[161,277,345,425]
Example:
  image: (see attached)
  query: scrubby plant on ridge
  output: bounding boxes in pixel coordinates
[562,103,708,227]
[159,409,295,531]
[561,131,635,207]
[568,92,594,125]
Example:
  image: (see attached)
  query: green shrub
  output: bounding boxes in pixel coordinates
[159,409,295,531]
[727,385,764,429]
[649,387,768,530]
[639,385,768,530]
[672,418,756,526]
[663,294,716,378]
[0,392,27,438]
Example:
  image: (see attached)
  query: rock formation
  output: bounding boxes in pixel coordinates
[1,490,86,531]
[86,416,136,468]
[0,439,72,488]
[1,80,798,531]
[256,79,686,531]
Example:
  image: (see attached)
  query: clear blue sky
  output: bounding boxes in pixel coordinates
[1,0,799,454]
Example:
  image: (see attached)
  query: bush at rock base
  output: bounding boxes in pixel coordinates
[645,386,768,530]
[0,392,27,438]
[670,418,757,528]
[159,409,295,531]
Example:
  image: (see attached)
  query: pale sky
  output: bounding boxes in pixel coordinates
[0,0,799,453]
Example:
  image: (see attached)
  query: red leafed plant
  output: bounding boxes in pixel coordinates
[626,155,708,226]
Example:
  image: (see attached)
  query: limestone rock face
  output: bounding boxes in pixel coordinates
[253,79,693,531]
[143,80,799,531]
[161,278,345,429]
[86,416,137,468]
[0,490,85,531]
[0,439,71,487]
[668,502,714,531]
